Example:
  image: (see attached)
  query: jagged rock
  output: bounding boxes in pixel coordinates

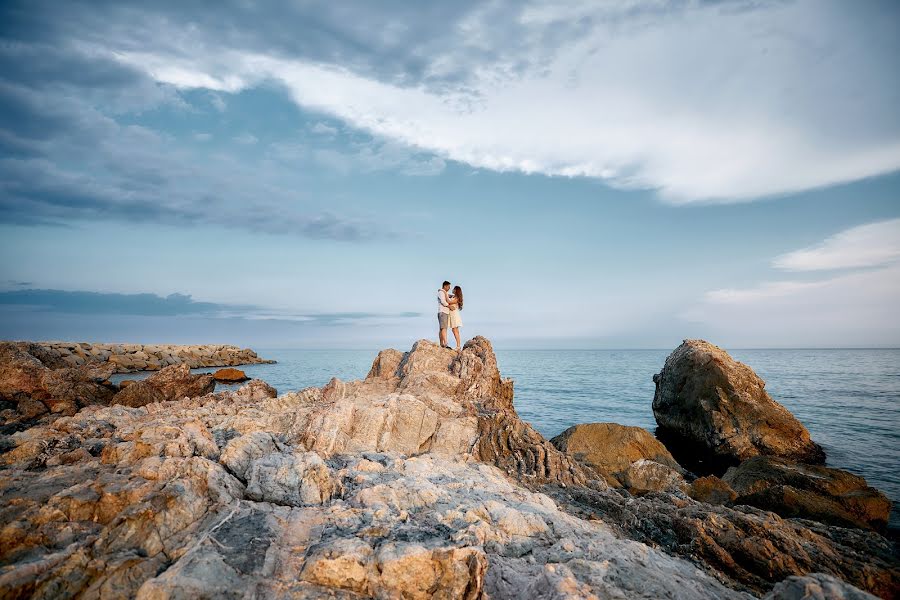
[111,364,215,408]
[0,342,116,426]
[619,459,689,495]
[244,451,340,506]
[763,573,880,599]
[212,367,249,383]
[723,456,892,532]
[652,339,825,472]
[553,484,898,598]
[551,422,684,487]
[689,475,738,505]
[1,338,895,599]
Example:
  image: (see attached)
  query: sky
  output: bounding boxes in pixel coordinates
[1,0,899,349]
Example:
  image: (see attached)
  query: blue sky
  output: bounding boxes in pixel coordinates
[1,0,899,348]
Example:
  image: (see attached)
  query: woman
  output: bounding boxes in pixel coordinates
[447,285,464,351]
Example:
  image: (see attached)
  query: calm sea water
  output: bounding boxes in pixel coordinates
[111,348,900,528]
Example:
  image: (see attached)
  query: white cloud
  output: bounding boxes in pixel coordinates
[311,122,338,137]
[193,132,212,141]
[233,133,258,145]
[108,0,900,202]
[685,220,900,346]
[773,218,900,272]
[684,264,900,346]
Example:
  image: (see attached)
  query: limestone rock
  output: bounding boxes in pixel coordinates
[212,367,249,383]
[1,336,894,599]
[551,422,684,487]
[764,573,880,600]
[723,456,892,531]
[555,484,898,598]
[244,451,340,506]
[112,364,215,408]
[689,475,738,505]
[619,459,689,495]
[0,342,116,426]
[652,339,825,471]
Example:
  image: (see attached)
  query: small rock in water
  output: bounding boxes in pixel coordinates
[212,367,250,382]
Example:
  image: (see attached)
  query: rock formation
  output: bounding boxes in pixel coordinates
[11,341,275,373]
[212,367,250,382]
[652,339,825,471]
[723,456,892,532]
[0,336,894,599]
[555,484,898,599]
[551,422,685,490]
[0,342,117,432]
[111,364,216,408]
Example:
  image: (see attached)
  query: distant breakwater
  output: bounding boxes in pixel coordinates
[28,341,275,373]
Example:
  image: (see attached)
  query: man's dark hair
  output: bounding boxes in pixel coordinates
[442,281,451,287]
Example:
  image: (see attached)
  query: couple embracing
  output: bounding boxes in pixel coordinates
[437,280,464,350]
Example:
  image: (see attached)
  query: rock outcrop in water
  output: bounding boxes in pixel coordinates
[110,364,216,408]
[550,422,686,492]
[0,336,895,599]
[10,340,274,373]
[723,456,892,532]
[652,339,826,471]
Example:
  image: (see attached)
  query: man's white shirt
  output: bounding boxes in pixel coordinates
[437,289,450,314]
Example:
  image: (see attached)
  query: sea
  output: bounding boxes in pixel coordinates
[111,347,900,529]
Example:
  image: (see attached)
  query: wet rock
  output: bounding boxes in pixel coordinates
[212,367,249,383]
[652,339,825,472]
[551,422,684,487]
[111,364,215,408]
[723,456,892,532]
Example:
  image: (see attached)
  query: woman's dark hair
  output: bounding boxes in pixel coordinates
[453,286,463,310]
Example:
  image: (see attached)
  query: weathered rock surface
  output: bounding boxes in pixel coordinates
[111,364,215,408]
[689,474,738,505]
[723,456,892,532]
[0,379,747,598]
[1,336,895,599]
[212,367,249,382]
[0,342,117,431]
[551,422,685,489]
[8,340,274,373]
[554,484,898,599]
[653,339,825,471]
[762,573,880,600]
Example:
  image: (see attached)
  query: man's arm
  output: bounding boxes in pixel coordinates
[438,290,449,307]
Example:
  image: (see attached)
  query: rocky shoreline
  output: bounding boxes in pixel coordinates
[0,337,896,599]
[19,341,275,373]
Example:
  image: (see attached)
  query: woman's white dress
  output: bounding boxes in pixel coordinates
[448,297,463,328]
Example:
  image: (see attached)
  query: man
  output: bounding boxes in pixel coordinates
[437,281,451,348]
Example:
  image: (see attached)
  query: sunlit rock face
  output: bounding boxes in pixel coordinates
[0,336,893,599]
[652,339,825,471]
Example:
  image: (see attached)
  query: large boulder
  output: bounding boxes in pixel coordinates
[652,339,825,472]
[111,363,215,408]
[551,422,684,488]
[722,456,892,532]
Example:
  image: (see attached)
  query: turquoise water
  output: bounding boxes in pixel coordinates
[111,347,900,528]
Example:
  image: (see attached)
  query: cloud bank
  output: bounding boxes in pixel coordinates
[97,0,900,202]
[686,218,900,346]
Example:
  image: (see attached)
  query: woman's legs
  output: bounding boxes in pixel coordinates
[452,327,461,350]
